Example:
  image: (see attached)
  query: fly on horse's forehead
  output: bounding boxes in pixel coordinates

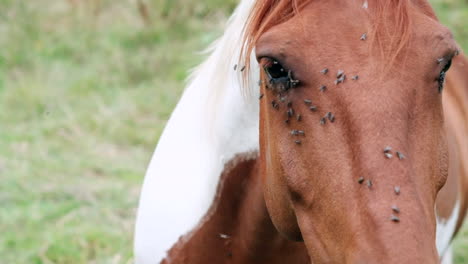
[358,177,365,184]
[326,112,335,123]
[296,114,302,121]
[319,85,327,92]
[394,186,401,195]
[304,99,312,105]
[310,106,318,112]
[396,151,405,160]
[287,108,294,118]
[390,215,400,223]
[335,74,346,85]
[360,33,367,41]
[437,58,444,64]
[352,75,359,81]
[337,70,344,78]
[367,179,373,188]
[392,205,400,214]
[320,68,329,74]
[291,130,305,136]
[295,140,302,145]
[320,117,326,125]
[384,146,393,159]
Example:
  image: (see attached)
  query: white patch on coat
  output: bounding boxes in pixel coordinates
[440,245,454,264]
[133,0,259,263]
[435,200,460,258]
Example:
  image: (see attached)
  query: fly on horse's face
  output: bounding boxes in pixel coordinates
[251,0,459,263]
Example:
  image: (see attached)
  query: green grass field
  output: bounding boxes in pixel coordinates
[0,1,466,263]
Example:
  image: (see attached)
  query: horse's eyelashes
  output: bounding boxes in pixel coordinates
[438,58,452,93]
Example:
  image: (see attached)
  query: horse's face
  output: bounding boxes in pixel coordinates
[255,1,459,262]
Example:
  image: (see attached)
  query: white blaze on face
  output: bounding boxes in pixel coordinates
[435,200,460,259]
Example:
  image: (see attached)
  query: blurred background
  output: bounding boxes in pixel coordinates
[0,0,466,263]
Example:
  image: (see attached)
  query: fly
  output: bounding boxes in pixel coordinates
[396,151,405,160]
[320,117,327,125]
[335,74,346,85]
[337,70,345,78]
[390,215,400,223]
[291,130,305,136]
[272,100,279,110]
[392,205,400,213]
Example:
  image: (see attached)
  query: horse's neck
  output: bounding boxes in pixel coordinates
[134,1,261,263]
[163,155,309,264]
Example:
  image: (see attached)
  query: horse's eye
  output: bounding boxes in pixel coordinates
[438,58,452,93]
[261,57,289,79]
[259,57,299,92]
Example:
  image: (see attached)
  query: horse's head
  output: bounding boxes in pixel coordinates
[244,0,460,262]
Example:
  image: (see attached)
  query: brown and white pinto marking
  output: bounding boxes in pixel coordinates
[135,0,468,263]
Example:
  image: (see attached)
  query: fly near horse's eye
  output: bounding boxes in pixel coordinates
[438,58,452,93]
[259,57,300,92]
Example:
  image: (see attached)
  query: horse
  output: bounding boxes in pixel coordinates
[134,0,468,263]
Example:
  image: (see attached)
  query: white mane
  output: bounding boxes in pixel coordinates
[133,1,259,263]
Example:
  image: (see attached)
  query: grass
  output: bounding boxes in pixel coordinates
[0,0,466,263]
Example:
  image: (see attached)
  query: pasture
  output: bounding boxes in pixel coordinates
[0,0,466,263]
